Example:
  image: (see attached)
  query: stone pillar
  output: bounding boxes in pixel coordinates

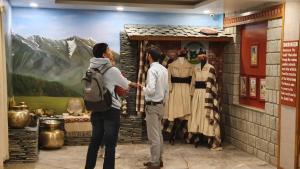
[265,18,282,165]
[223,26,241,145]
[279,1,300,169]
[119,32,144,143]
[120,31,138,116]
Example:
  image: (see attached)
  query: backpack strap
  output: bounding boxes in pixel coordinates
[93,63,112,75]
[100,64,119,100]
[101,65,113,74]
[92,64,118,99]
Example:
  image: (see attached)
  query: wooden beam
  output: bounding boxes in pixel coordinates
[224,4,283,28]
[128,35,232,42]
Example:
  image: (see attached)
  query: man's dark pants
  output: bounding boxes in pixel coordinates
[85,108,120,169]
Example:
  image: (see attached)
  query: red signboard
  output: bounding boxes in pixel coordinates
[280,40,299,107]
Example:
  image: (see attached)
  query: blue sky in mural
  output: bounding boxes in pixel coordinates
[12,7,223,53]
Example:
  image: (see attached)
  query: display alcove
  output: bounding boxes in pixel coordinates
[118,24,232,143]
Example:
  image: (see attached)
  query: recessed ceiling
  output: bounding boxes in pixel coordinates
[9,0,281,14]
[57,0,206,6]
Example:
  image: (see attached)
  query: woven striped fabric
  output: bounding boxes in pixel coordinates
[205,65,222,148]
[135,41,147,115]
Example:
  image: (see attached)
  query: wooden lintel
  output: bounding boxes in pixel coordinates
[128,35,233,42]
[224,4,283,28]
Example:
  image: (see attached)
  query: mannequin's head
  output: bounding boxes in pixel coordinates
[167,50,177,60]
[197,49,207,62]
[177,49,187,58]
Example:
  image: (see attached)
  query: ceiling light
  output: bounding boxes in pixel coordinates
[240,11,257,16]
[203,10,210,14]
[30,2,39,8]
[116,6,124,11]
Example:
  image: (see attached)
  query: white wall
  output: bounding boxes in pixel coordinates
[0,0,10,167]
[279,1,300,169]
[0,10,5,169]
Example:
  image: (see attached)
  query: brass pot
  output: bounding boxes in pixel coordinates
[8,105,30,129]
[39,120,64,149]
[18,102,27,106]
[39,130,64,149]
[41,120,61,130]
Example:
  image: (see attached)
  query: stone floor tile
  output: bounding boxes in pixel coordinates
[4,144,275,169]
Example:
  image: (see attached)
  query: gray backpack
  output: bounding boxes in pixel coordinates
[82,64,112,112]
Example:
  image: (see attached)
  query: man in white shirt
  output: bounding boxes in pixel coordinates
[140,49,168,169]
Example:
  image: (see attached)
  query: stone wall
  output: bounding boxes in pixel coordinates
[63,118,146,145]
[7,125,39,163]
[223,18,282,166]
[65,131,91,146]
[119,32,145,143]
[120,32,138,116]
[119,116,144,144]
[64,117,145,145]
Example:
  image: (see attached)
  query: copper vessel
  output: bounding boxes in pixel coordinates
[8,104,30,129]
[39,120,64,149]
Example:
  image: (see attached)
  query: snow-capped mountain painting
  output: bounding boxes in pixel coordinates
[11,7,222,97]
[11,34,119,96]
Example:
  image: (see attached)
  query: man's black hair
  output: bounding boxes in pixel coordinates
[148,48,161,62]
[93,43,108,58]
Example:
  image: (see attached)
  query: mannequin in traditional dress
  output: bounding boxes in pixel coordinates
[166,49,193,145]
[188,49,222,150]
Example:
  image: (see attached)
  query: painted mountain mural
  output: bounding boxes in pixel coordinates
[11,34,119,96]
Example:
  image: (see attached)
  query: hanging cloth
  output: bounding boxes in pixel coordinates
[135,41,147,115]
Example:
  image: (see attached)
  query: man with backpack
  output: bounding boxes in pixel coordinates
[84,43,137,169]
